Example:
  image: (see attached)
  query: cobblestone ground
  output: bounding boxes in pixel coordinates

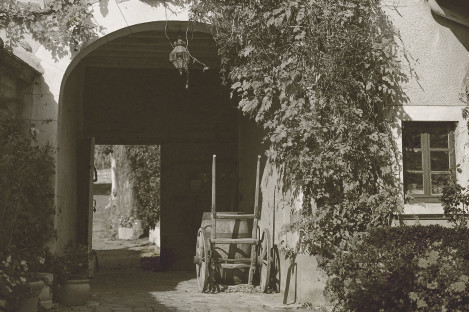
[46,194,328,311]
[49,267,318,312]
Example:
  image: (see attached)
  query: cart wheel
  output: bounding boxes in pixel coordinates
[258,228,272,293]
[195,228,209,292]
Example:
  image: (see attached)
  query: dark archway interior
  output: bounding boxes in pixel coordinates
[59,26,263,270]
[81,67,240,269]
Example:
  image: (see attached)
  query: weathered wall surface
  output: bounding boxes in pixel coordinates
[54,65,84,252]
[237,113,327,303]
[257,161,328,305]
[385,0,469,216]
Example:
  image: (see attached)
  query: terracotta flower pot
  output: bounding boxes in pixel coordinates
[15,280,44,312]
[57,277,90,306]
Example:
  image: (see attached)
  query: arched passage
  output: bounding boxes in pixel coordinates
[56,21,263,269]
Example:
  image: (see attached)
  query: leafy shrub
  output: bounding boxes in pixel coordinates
[193,0,407,271]
[0,118,55,306]
[118,215,135,228]
[125,145,160,231]
[94,144,112,170]
[52,241,91,300]
[327,225,469,312]
[107,145,160,232]
[57,242,90,277]
[438,174,469,227]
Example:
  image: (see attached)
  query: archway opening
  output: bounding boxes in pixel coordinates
[56,23,263,270]
[92,144,161,271]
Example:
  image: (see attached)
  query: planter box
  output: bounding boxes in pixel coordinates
[118,226,134,240]
[12,280,44,312]
[57,278,90,306]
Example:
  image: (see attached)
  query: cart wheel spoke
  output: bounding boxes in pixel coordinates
[258,228,271,293]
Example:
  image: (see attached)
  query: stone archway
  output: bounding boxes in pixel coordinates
[54,14,262,267]
[22,2,198,255]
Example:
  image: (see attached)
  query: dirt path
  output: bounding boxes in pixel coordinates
[91,194,159,270]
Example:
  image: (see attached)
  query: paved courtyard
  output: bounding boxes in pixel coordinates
[50,267,312,312]
[46,195,325,312]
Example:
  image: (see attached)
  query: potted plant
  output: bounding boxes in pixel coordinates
[118,215,135,240]
[54,242,91,306]
[0,117,55,311]
[1,253,45,312]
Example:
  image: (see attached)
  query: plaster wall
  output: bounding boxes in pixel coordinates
[54,65,84,252]
[256,160,328,305]
[384,0,469,108]
[385,0,469,215]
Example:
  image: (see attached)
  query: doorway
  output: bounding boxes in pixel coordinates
[56,24,262,270]
[92,144,161,270]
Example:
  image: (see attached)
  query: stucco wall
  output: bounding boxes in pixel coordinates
[385,0,469,215]
[55,65,84,252]
[385,0,469,107]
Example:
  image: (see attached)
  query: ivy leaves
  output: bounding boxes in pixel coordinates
[192,0,407,269]
[0,0,98,57]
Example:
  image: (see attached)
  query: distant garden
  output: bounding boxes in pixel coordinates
[95,145,160,235]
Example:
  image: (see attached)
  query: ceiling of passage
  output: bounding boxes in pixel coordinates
[81,29,219,69]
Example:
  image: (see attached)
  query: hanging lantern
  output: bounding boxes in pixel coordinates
[169,37,190,75]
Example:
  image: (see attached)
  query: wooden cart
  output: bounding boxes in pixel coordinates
[194,155,272,292]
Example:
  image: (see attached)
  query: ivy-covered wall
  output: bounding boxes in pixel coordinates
[3,0,469,305]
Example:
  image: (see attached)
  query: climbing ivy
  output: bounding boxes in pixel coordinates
[124,145,161,232]
[100,145,160,232]
[192,0,409,270]
[0,0,98,57]
[1,0,411,273]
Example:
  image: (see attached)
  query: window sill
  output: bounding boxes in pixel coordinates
[396,214,448,220]
[402,202,444,215]
[406,195,443,203]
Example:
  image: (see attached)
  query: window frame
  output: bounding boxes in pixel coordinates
[402,121,456,203]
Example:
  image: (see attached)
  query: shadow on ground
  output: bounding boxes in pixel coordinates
[90,266,195,311]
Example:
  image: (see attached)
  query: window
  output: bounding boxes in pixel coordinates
[403,122,456,202]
